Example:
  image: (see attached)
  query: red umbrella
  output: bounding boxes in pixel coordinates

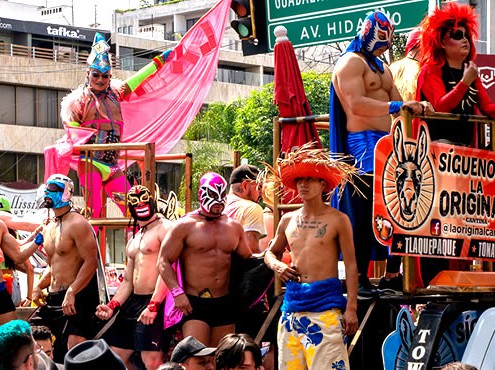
[273,25,322,153]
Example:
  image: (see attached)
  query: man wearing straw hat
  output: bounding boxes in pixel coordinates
[264,145,359,369]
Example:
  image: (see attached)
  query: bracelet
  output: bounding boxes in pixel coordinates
[107,300,121,311]
[147,300,159,313]
[389,101,403,114]
[25,297,32,301]
[152,55,164,68]
[170,286,185,298]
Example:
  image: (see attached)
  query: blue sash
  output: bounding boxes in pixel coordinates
[282,278,347,313]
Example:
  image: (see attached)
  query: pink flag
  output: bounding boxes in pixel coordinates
[120,0,231,155]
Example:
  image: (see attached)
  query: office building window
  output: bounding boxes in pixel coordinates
[0,84,63,127]
[0,85,15,124]
[0,152,16,183]
[16,87,36,126]
[38,89,59,128]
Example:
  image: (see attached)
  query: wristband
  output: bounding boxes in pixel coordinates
[147,300,159,313]
[389,101,403,114]
[107,300,121,311]
[170,287,185,298]
[152,55,164,69]
[34,233,44,246]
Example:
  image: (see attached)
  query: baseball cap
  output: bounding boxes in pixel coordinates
[170,336,216,363]
[229,164,259,184]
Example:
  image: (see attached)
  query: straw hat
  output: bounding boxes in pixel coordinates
[276,144,359,194]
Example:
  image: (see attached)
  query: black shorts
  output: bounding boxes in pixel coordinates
[183,294,235,327]
[0,282,15,315]
[104,294,166,352]
[30,274,99,363]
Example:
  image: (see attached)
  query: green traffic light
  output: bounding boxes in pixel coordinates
[238,24,250,38]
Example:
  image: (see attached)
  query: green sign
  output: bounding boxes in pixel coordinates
[266,0,430,50]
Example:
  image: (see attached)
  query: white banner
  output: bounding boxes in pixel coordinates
[0,185,38,217]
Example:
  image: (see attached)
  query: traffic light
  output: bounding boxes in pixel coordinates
[231,0,253,39]
[231,0,268,56]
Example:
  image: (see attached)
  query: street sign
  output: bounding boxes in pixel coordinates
[265,0,430,51]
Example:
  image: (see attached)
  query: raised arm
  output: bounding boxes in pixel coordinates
[0,213,40,232]
[0,221,42,264]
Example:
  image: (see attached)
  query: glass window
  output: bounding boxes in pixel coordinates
[0,152,16,182]
[0,84,15,124]
[17,154,37,184]
[186,18,200,31]
[16,87,35,126]
[37,89,58,128]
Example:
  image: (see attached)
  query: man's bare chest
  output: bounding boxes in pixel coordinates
[286,217,329,244]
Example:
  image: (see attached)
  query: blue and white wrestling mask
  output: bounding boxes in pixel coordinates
[359,11,394,55]
[44,174,74,209]
[344,11,395,73]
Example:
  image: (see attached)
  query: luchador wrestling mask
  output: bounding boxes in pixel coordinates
[198,172,227,215]
[359,11,394,54]
[44,174,74,209]
[127,185,156,221]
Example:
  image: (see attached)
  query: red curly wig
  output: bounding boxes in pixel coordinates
[420,2,479,67]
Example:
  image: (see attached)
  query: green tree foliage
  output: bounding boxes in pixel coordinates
[178,140,231,207]
[181,70,332,201]
[184,102,238,142]
[230,71,332,165]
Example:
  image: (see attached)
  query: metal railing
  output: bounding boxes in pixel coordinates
[0,42,121,69]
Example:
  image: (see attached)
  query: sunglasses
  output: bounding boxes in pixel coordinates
[90,71,110,79]
[46,183,64,192]
[449,29,468,41]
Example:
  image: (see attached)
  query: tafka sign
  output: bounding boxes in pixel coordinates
[373,118,495,262]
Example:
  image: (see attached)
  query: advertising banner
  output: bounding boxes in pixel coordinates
[372,118,495,262]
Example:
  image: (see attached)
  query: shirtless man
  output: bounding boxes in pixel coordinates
[264,147,359,369]
[158,172,252,347]
[0,220,43,324]
[96,185,171,370]
[31,174,99,363]
[330,11,428,295]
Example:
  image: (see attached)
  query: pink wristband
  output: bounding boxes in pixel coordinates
[170,287,184,298]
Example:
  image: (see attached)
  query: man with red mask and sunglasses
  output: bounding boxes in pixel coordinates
[158,172,253,347]
[58,33,173,226]
[330,11,429,296]
[96,185,172,370]
[30,174,99,363]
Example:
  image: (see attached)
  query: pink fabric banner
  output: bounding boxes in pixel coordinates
[44,0,230,180]
[120,0,231,156]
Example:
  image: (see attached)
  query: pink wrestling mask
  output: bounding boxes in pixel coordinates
[198,172,227,216]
